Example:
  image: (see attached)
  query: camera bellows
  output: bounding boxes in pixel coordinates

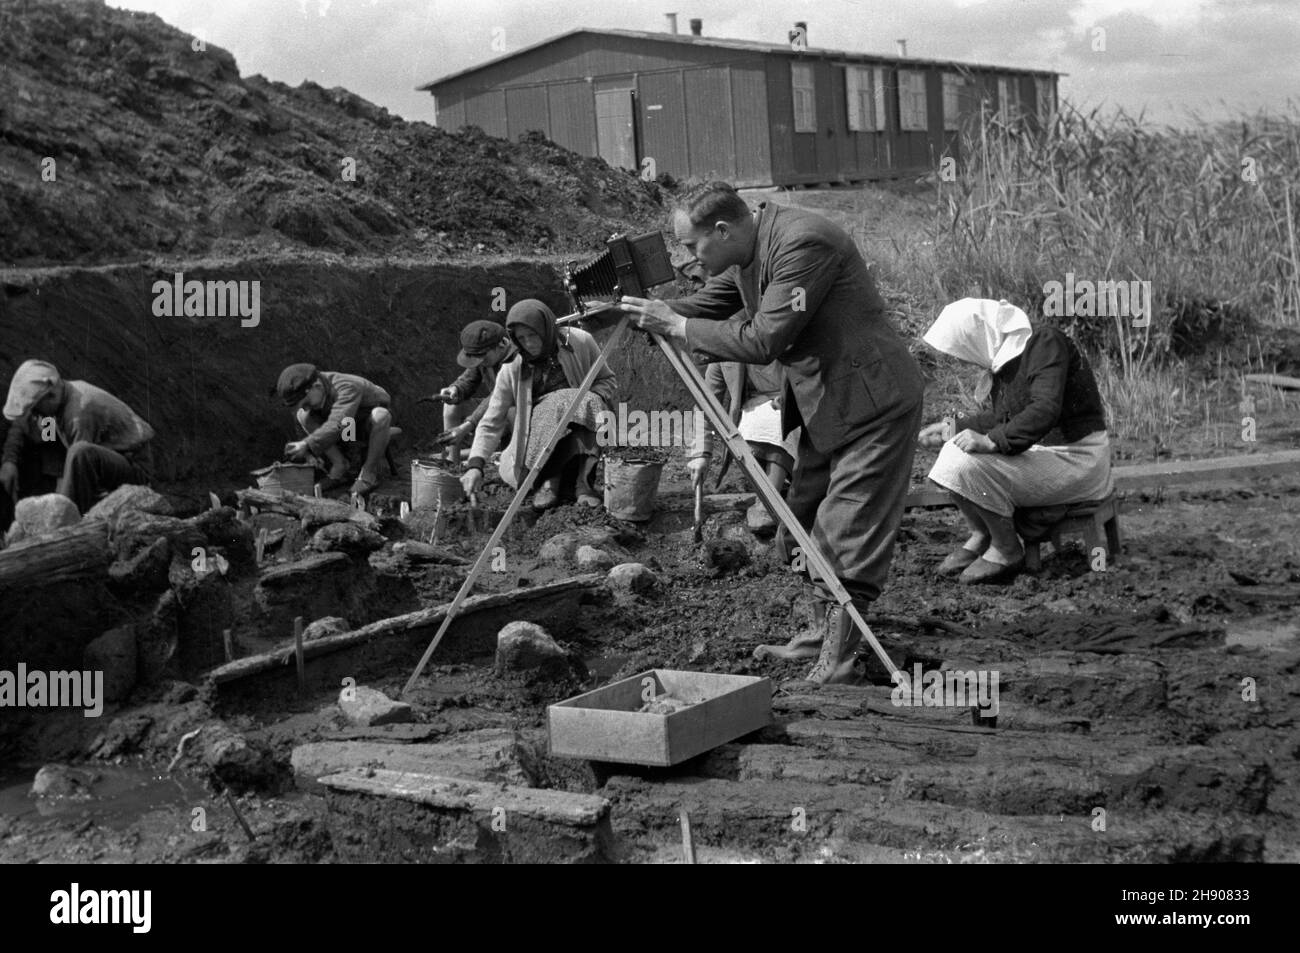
[564,231,676,312]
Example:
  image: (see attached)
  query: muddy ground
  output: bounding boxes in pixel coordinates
[3,442,1298,864]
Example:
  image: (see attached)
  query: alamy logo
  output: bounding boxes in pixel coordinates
[0,664,103,717]
[151,272,261,327]
[891,664,999,717]
[1042,273,1151,327]
[50,884,151,933]
[596,404,704,448]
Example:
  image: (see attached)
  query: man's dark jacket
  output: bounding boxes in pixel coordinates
[667,202,923,453]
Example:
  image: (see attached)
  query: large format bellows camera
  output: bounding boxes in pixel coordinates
[564,231,676,313]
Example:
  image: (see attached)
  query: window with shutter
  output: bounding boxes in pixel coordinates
[873,67,887,131]
[942,73,962,131]
[792,63,816,132]
[899,69,927,131]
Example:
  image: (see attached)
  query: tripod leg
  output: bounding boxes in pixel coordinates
[402,315,632,696]
[654,335,899,680]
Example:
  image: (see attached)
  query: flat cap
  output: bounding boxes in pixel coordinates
[274,363,319,405]
[457,320,507,368]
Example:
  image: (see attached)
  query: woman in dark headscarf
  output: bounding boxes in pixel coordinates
[461,300,618,510]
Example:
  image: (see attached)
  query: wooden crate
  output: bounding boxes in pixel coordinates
[548,669,772,766]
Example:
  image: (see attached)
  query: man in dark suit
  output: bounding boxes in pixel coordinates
[619,181,924,684]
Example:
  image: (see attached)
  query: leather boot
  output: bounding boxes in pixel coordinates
[804,603,863,685]
[753,597,828,660]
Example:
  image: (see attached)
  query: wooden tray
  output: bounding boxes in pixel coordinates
[548,669,772,766]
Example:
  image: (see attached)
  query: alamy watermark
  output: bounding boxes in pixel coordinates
[595,403,704,448]
[50,883,150,933]
[891,664,1000,718]
[1042,273,1151,328]
[151,271,261,327]
[0,664,103,717]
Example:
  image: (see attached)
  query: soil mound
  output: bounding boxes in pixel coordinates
[0,0,666,266]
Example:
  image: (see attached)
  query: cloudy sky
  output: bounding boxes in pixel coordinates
[112,0,1295,129]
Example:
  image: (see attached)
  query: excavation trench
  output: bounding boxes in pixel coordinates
[2,259,1298,863]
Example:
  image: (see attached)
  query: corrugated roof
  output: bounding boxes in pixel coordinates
[417,26,1064,92]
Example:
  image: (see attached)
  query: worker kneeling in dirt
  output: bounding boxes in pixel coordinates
[918,299,1113,585]
[460,299,618,510]
[434,320,517,466]
[689,357,800,534]
[0,359,155,518]
[275,363,393,498]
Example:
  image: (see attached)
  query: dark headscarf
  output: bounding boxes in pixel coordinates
[505,299,558,366]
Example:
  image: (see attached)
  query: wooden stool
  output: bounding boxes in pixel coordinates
[1023,493,1122,571]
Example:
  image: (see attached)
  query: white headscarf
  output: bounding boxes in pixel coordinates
[923,298,1033,372]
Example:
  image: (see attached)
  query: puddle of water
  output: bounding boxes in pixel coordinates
[1225,623,1300,650]
[0,762,209,831]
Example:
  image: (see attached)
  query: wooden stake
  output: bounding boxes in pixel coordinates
[680,809,696,864]
[314,483,322,498]
[222,628,233,663]
[399,501,410,521]
[254,528,268,566]
[293,615,306,694]
[225,790,256,843]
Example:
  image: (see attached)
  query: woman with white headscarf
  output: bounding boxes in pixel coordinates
[918,299,1113,584]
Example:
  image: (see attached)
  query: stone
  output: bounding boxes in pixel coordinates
[30,764,92,800]
[338,685,414,727]
[107,535,171,590]
[84,484,172,522]
[495,620,567,676]
[607,562,659,595]
[538,528,619,564]
[310,521,386,555]
[303,616,350,641]
[200,721,279,791]
[84,624,138,703]
[575,545,615,572]
[4,493,80,546]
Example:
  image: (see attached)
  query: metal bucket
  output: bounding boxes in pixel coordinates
[251,462,317,496]
[603,457,664,522]
[411,458,464,509]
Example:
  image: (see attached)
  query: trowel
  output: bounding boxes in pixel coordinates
[692,479,704,543]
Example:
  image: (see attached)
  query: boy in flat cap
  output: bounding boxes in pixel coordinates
[275,363,393,497]
[0,359,155,519]
[432,320,518,466]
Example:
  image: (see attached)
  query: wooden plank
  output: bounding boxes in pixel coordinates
[905,449,1300,508]
[320,768,611,827]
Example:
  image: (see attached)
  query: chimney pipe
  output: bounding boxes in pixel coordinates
[790,20,808,48]
[689,18,702,36]
[896,38,907,56]
[665,13,677,34]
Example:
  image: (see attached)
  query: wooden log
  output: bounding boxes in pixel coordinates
[1245,372,1300,391]
[209,573,605,685]
[0,521,112,592]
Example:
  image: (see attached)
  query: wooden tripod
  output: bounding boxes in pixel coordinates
[401,311,900,697]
